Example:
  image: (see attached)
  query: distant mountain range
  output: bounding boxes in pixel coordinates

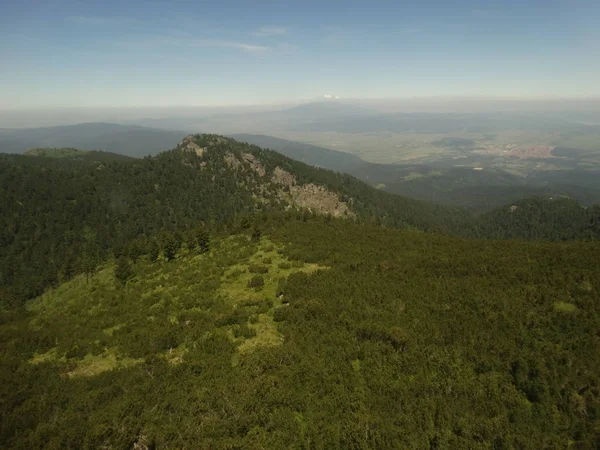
[0,123,186,157]
[3,121,600,211]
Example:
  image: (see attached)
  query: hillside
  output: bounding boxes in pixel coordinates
[478,197,600,240]
[0,123,186,157]
[2,134,599,308]
[23,147,134,163]
[0,134,473,307]
[1,219,599,448]
[227,134,600,211]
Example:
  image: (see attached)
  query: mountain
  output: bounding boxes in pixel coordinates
[23,147,134,162]
[3,133,599,310]
[2,134,600,447]
[226,135,600,211]
[0,123,186,157]
[352,165,600,211]
[0,134,473,307]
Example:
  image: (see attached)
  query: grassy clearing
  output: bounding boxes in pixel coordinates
[66,349,142,378]
[30,347,62,364]
[553,301,578,313]
[22,233,325,377]
[218,237,324,353]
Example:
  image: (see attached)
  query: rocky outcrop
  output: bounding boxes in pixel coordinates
[224,152,242,170]
[288,183,354,218]
[180,135,206,157]
[271,167,353,217]
[272,167,296,186]
[242,153,266,177]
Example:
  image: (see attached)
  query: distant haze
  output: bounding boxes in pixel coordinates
[2,98,600,128]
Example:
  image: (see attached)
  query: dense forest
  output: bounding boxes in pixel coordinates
[1,216,599,448]
[0,135,463,307]
[1,135,598,308]
[1,135,600,448]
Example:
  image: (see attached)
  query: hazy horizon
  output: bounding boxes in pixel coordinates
[2,97,600,129]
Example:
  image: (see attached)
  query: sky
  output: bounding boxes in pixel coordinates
[1,0,600,108]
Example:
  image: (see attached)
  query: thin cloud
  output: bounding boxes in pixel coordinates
[67,15,136,26]
[112,35,269,54]
[252,26,288,37]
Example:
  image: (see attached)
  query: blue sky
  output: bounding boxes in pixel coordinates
[1,0,599,107]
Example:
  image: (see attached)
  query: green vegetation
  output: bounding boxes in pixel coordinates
[1,218,600,448]
[24,148,91,158]
[2,134,599,310]
[1,134,600,448]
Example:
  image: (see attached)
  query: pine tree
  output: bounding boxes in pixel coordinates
[147,240,159,263]
[163,234,179,261]
[114,257,133,286]
[196,227,210,253]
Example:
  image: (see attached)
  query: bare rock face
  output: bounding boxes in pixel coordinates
[272,167,353,217]
[224,152,242,170]
[180,135,206,157]
[132,435,154,450]
[272,167,296,186]
[242,153,266,177]
[288,183,354,218]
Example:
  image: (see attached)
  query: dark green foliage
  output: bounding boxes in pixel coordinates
[162,233,180,261]
[2,134,597,307]
[114,257,133,286]
[1,220,600,448]
[247,275,265,288]
[251,227,262,242]
[1,133,600,447]
[195,226,210,253]
[232,324,257,339]
[146,240,159,263]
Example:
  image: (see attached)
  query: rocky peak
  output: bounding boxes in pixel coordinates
[179,135,206,157]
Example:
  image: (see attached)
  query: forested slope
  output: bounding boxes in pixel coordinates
[1,134,598,309]
[1,218,599,448]
[0,135,470,307]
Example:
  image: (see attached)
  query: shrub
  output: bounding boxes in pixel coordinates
[262,257,272,265]
[247,275,265,288]
[291,260,304,268]
[233,324,257,339]
[273,307,288,322]
[278,262,291,270]
[216,309,249,327]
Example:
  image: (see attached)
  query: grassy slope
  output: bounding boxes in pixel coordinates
[24,234,323,377]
